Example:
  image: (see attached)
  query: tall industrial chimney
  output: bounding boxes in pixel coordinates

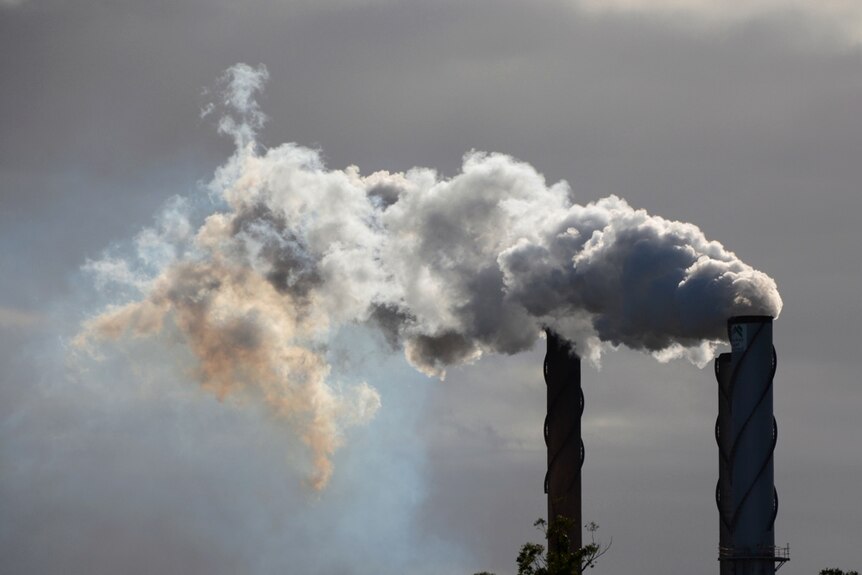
[715,316,789,574]
[544,330,583,554]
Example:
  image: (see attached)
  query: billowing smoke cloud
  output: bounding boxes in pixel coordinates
[77,63,781,487]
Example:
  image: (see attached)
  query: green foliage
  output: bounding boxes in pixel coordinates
[473,517,609,575]
[515,518,609,575]
[820,569,859,575]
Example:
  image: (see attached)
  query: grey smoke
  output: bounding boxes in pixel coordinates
[80,62,782,485]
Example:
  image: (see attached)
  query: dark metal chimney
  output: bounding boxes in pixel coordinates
[715,316,789,574]
[544,330,583,554]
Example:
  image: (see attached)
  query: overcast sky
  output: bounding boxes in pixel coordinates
[2,1,861,574]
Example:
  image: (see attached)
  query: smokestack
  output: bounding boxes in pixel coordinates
[715,316,789,574]
[544,330,583,554]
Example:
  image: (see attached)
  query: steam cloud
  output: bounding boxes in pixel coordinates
[77,63,782,488]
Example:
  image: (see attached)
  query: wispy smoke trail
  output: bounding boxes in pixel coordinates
[77,63,782,487]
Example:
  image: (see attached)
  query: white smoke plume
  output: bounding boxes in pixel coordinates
[77,63,782,488]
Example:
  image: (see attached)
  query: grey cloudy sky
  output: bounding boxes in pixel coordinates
[1,1,860,574]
